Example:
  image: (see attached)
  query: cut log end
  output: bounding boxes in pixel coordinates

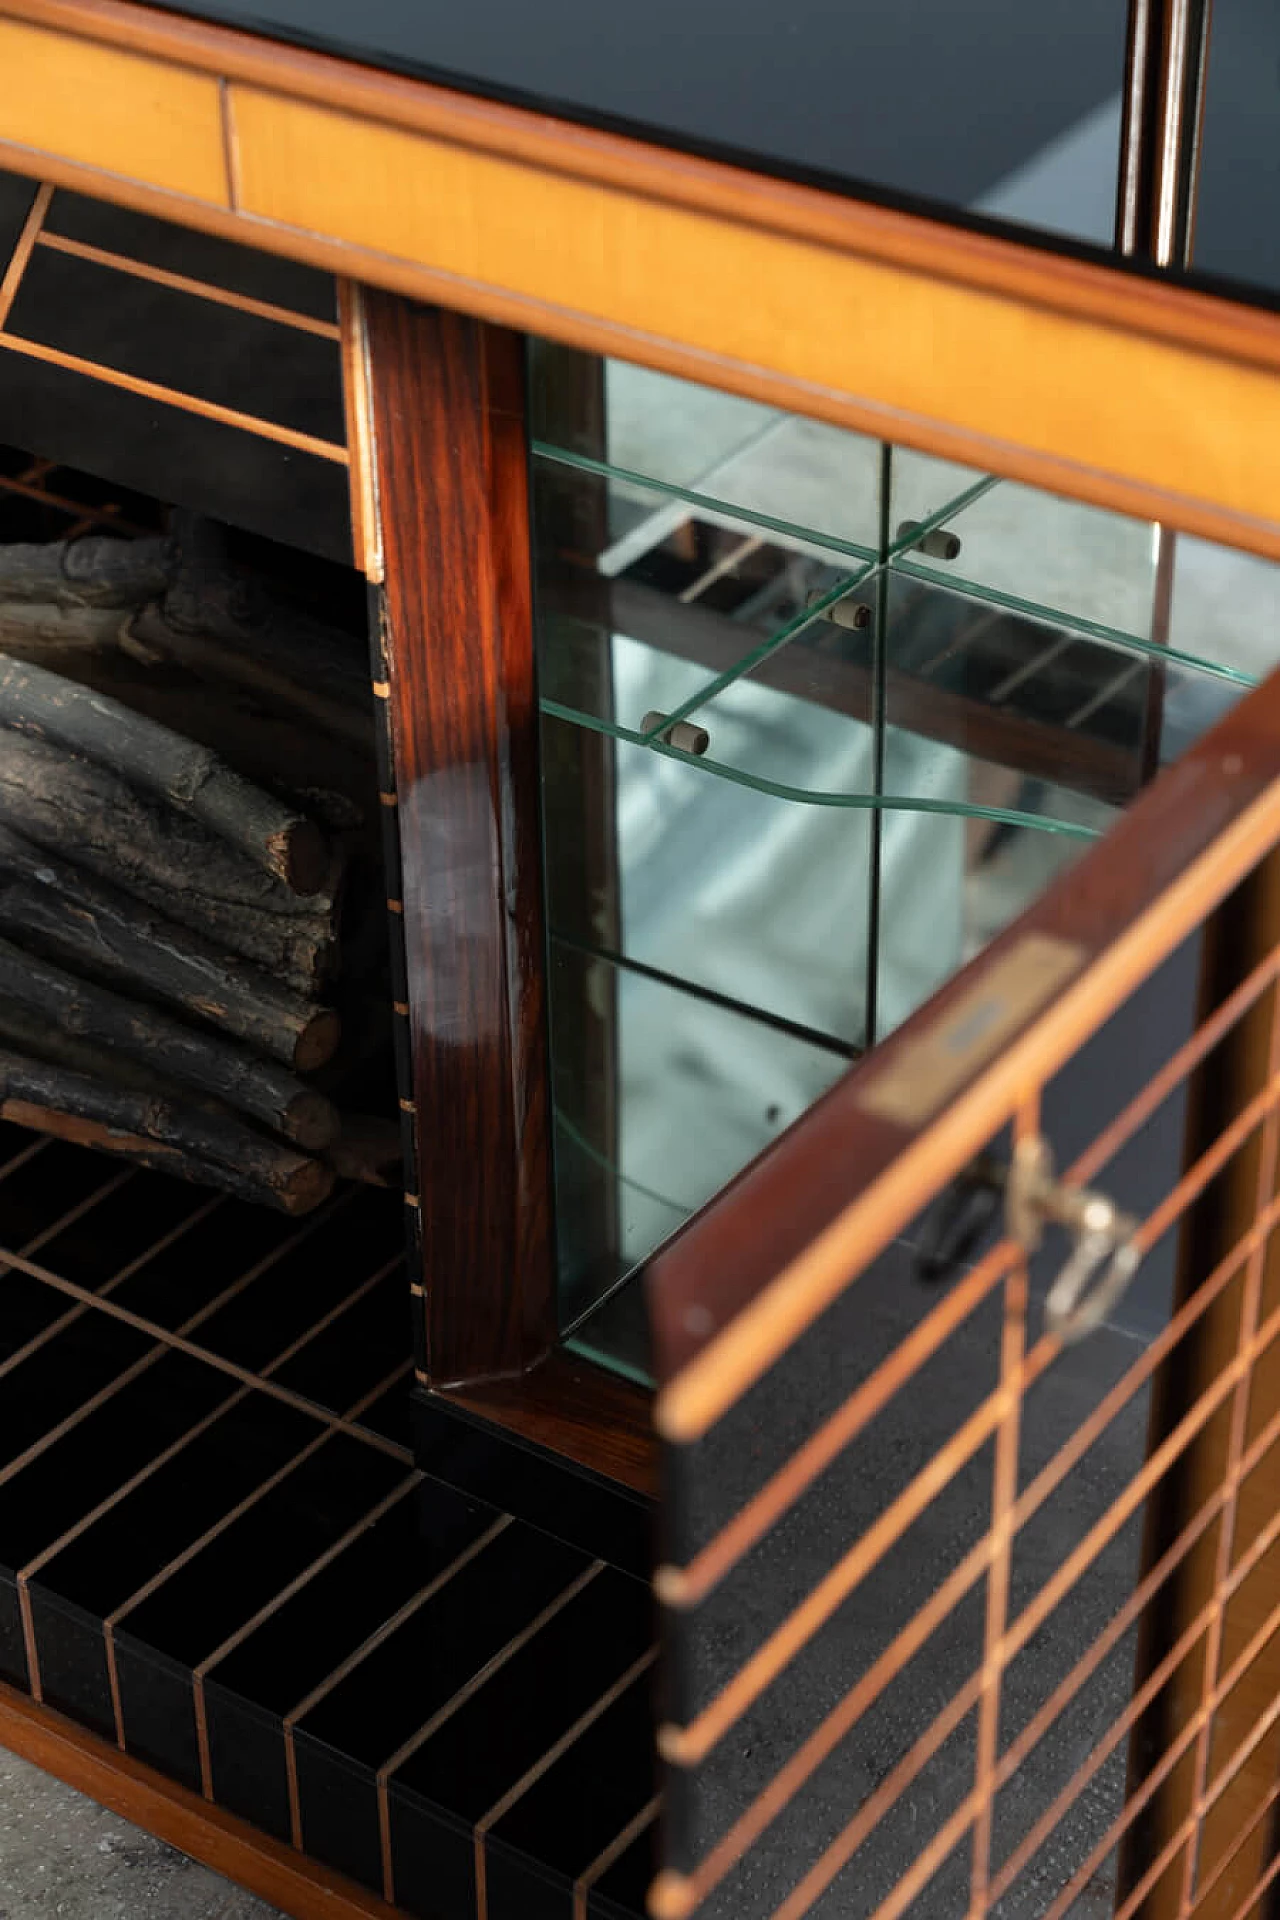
[283,1089,342,1153]
[293,1010,342,1075]
[279,1156,338,1216]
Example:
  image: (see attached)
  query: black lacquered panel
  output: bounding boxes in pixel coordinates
[43,191,338,321]
[1194,0,1280,299]
[389,1565,653,1916]
[0,168,351,562]
[293,1520,590,1888]
[0,173,38,267]
[0,351,351,563]
[6,250,347,445]
[483,1670,658,1920]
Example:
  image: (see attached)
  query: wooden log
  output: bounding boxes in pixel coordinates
[0,656,330,895]
[0,996,169,1094]
[0,1048,334,1215]
[0,534,173,607]
[0,939,338,1149]
[0,732,341,991]
[0,602,131,655]
[153,893,338,998]
[0,828,339,1073]
[164,512,372,707]
[0,730,333,918]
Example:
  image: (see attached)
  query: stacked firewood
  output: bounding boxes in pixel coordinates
[0,513,400,1213]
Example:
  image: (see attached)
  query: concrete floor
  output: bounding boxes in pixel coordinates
[0,1749,278,1920]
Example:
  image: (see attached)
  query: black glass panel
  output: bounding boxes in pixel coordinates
[0,171,37,267]
[0,351,351,564]
[0,1350,234,1571]
[44,190,338,321]
[5,248,346,445]
[207,1477,490,1717]
[31,1393,320,1618]
[115,1433,404,1666]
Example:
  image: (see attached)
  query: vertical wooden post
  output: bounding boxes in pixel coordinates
[361,291,555,1386]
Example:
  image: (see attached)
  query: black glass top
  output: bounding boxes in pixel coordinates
[148,0,1280,305]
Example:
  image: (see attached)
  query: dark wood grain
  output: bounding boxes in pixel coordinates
[647,668,1280,1392]
[435,1348,657,1498]
[365,294,555,1385]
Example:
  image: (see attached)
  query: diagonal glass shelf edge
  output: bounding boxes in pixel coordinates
[534,443,1262,698]
[539,697,1100,840]
[554,1106,692,1223]
[887,558,1258,691]
[531,438,882,570]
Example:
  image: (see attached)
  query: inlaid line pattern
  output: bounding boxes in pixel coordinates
[0,175,349,465]
[0,1124,657,1919]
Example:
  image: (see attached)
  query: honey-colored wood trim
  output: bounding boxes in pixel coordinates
[0,13,227,205]
[0,1680,404,1920]
[1121,851,1280,1920]
[0,176,49,326]
[3,1,1280,558]
[337,279,382,582]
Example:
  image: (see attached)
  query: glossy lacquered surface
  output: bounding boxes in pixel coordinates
[365,295,555,1384]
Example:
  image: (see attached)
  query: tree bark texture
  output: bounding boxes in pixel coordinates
[0,656,331,894]
[0,1047,334,1214]
[0,937,338,1149]
[0,534,173,607]
[0,829,339,1073]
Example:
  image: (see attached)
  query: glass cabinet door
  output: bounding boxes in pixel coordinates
[529,342,1280,1384]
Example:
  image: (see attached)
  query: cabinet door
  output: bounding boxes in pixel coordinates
[648,668,1280,1920]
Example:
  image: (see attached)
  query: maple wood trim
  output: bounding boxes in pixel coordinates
[1,0,1280,558]
[0,1680,404,1920]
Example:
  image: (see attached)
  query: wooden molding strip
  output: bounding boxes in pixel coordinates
[2,0,1280,555]
[0,1679,404,1920]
